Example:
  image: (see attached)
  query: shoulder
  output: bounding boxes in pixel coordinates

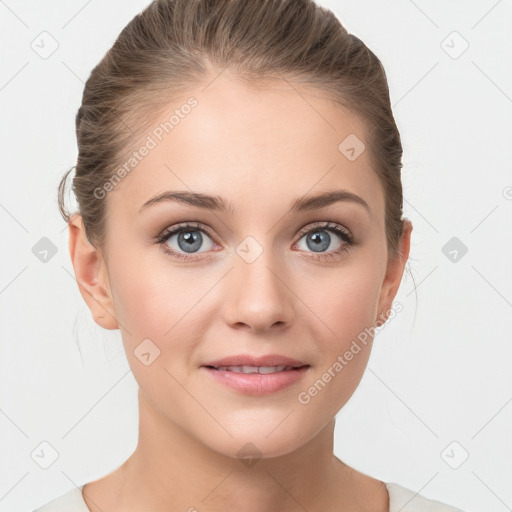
[32,485,89,512]
[385,482,466,512]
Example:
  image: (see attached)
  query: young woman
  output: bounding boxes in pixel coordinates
[35,0,465,510]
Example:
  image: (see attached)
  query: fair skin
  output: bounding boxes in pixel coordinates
[69,70,412,512]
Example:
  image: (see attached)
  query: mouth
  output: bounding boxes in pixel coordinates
[200,355,310,395]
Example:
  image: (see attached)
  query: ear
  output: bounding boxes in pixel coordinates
[375,219,413,326]
[68,213,119,330]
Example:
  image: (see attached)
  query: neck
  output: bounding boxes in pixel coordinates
[82,388,390,512]
[113,389,353,512]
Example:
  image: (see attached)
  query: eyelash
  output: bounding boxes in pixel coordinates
[155,221,356,262]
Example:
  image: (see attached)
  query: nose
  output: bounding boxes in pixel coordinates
[222,246,295,334]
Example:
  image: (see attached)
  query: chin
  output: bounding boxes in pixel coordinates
[199,420,316,462]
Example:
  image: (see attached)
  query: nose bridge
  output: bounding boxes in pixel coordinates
[223,234,294,331]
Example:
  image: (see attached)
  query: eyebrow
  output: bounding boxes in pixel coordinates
[138,189,370,215]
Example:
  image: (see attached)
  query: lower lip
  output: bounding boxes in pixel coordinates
[200,366,310,395]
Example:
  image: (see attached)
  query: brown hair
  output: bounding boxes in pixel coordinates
[58,0,407,259]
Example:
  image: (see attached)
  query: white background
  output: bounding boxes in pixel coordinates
[0,1,511,511]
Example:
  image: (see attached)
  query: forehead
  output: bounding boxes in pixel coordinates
[106,72,385,221]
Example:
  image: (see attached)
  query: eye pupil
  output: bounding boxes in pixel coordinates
[307,231,331,252]
[178,231,202,252]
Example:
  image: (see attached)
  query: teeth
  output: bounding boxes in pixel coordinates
[258,365,286,374]
[215,365,293,374]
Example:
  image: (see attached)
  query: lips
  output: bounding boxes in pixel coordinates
[200,354,310,395]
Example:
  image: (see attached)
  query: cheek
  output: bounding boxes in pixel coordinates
[294,270,382,417]
[297,257,384,346]
[110,272,169,339]
[108,254,217,363]
[108,267,203,405]
[107,237,190,330]
[290,254,384,405]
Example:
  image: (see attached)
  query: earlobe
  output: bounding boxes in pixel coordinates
[376,220,413,326]
[68,214,119,330]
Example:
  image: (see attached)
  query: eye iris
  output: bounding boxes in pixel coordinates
[307,231,330,252]
[178,230,202,253]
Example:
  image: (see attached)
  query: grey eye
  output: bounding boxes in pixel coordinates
[297,229,343,253]
[166,229,214,254]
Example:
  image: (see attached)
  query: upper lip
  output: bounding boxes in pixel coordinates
[201,354,308,368]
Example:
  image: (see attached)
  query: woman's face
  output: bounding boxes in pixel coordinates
[73,71,411,459]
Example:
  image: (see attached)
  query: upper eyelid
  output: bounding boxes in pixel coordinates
[160,222,214,237]
[296,221,351,238]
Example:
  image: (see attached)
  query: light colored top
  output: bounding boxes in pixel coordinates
[32,482,468,511]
